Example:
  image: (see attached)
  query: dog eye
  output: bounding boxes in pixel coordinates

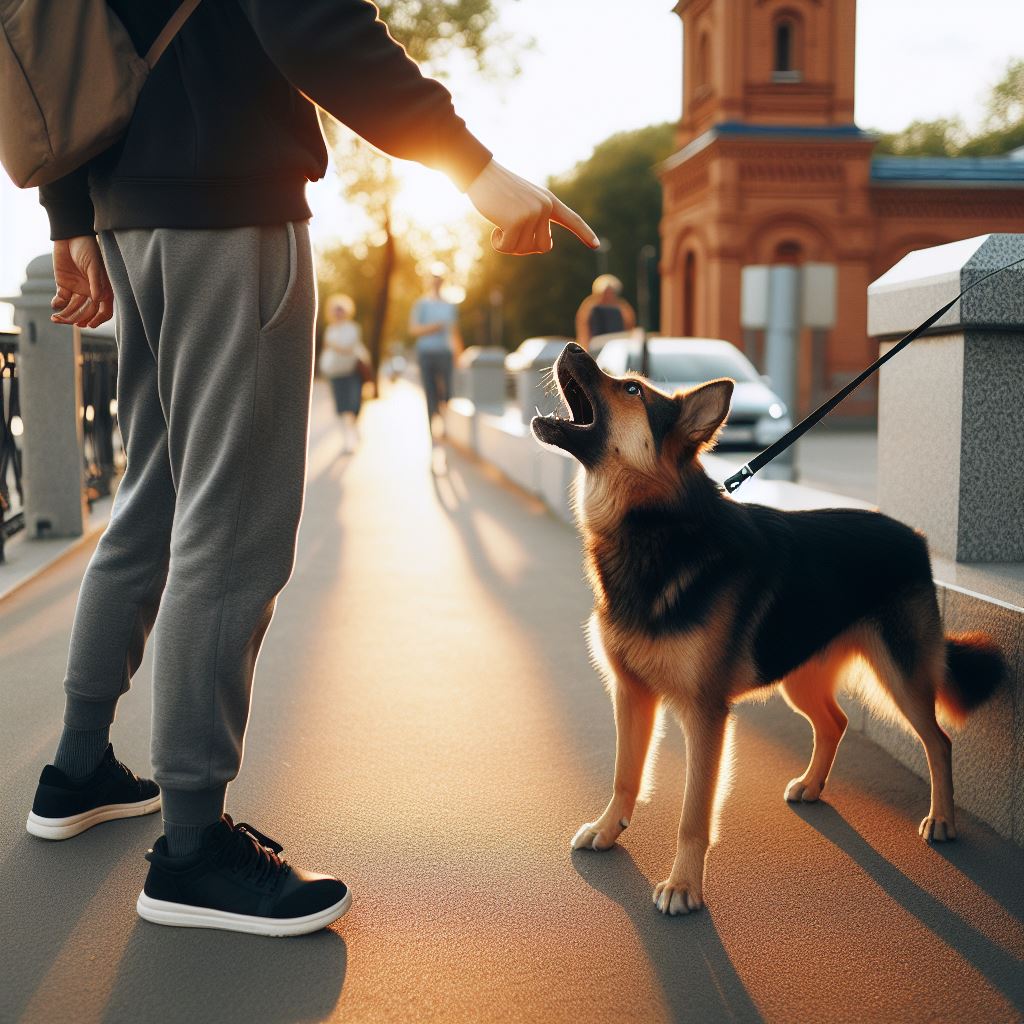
[624,381,641,396]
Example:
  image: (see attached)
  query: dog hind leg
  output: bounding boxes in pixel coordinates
[862,625,957,842]
[572,660,660,852]
[780,655,848,803]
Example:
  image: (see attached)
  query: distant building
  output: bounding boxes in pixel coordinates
[659,0,1024,421]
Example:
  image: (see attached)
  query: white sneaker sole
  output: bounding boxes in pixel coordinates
[136,888,352,937]
[26,794,162,840]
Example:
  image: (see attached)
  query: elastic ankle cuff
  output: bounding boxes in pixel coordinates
[160,785,228,827]
[63,695,119,731]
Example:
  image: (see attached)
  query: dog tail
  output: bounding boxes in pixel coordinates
[939,633,1006,724]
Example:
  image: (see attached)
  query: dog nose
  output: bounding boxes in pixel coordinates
[566,342,584,354]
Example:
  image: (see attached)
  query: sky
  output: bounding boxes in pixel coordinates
[2,0,1022,306]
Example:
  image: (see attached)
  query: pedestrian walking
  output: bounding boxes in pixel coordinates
[15,0,598,937]
[320,293,371,453]
[574,274,637,351]
[410,264,461,444]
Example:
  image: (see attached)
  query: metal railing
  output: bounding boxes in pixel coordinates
[79,333,122,505]
[0,329,23,562]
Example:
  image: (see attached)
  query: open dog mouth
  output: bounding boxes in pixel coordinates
[541,362,594,429]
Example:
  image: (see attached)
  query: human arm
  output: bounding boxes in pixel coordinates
[38,166,96,242]
[408,302,444,339]
[237,1,597,256]
[237,0,491,190]
[409,321,446,338]
[621,300,637,331]
[37,168,111,328]
[450,322,464,359]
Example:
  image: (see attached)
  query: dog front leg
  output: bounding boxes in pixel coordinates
[654,704,729,915]
[572,665,659,852]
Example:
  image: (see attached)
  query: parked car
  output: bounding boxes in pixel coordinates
[596,336,792,449]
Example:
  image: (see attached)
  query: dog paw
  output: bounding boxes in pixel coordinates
[919,815,957,843]
[570,816,628,852]
[652,878,703,916]
[785,777,824,803]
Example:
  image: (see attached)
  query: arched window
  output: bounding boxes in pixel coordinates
[697,32,711,89]
[774,240,802,265]
[774,20,793,72]
[772,15,802,82]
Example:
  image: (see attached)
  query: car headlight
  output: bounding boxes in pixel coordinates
[768,402,785,420]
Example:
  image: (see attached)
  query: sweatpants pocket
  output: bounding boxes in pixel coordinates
[258,221,298,333]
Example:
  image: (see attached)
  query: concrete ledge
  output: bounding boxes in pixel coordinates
[445,398,1024,847]
[0,493,113,604]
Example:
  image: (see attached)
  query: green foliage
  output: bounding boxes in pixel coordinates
[872,58,1024,158]
[374,0,516,74]
[462,122,677,349]
[986,58,1024,131]
[873,118,964,157]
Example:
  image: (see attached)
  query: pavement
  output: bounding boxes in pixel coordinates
[1,381,1022,1024]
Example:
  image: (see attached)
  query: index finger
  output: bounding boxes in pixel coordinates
[549,196,599,249]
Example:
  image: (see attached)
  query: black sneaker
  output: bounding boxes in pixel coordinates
[136,815,351,937]
[27,744,161,840]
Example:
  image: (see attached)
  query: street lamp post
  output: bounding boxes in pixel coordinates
[636,244,656,330]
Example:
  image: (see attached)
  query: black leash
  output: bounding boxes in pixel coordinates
[723,254,1024,494]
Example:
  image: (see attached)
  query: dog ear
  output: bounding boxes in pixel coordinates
[673,378,734,451]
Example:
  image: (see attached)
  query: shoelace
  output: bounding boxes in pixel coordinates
[216,818,288,888]
[110,754,143,793]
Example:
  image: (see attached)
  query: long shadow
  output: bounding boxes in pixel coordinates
[101,921,346,1024]
[0,820,153,1023]
[573,846,763,1024]
[743,699,1024,926]
[790,802,1024,1014]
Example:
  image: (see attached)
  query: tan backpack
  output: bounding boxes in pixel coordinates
[0,0,201,188]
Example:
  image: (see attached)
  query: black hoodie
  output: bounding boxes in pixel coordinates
[39,0,492,240]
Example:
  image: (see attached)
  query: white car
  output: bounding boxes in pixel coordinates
[595,337,792,450]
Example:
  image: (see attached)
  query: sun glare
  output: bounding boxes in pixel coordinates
[393,162,471,229]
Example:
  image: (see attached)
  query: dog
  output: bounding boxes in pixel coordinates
[532,342,1005,917]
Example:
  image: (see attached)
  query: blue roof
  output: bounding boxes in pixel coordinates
[715,121,873,141]
[871,156,1024,184]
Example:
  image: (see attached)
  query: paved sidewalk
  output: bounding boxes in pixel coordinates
[1,382,1022,1024]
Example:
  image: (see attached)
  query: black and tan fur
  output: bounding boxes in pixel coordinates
[532,343,1005,917]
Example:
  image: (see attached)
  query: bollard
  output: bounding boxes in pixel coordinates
[455,346,507,410]
[7,254,86,539]
[505,337,571,427]
[869,234,1024,562]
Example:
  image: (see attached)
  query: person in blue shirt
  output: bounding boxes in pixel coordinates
[410,264,462,441]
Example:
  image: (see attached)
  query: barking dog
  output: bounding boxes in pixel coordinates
[532,343,1004,917]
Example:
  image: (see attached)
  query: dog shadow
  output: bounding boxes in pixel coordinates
[790,802,1024,1015]
[572,846,763,1024]
[100,920,347,1024]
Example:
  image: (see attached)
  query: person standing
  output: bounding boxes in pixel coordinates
[409,265,461,443]
[574,274,637,351]
[320,293,371,453]
[25,0,598,937]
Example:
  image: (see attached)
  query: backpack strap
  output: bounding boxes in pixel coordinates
[144,0,203,69]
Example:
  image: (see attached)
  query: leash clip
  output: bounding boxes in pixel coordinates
[724,464,752,494]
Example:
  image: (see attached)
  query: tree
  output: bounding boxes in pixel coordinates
[319,1,521,371]
[873,58,1024,158]
[462,122,677,348]
[874,118,964,157]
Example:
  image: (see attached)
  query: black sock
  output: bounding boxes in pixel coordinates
[164,821,209,858]
[53,726,110,780]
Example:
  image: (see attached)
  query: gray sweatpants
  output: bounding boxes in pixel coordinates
[62,222,316,825]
